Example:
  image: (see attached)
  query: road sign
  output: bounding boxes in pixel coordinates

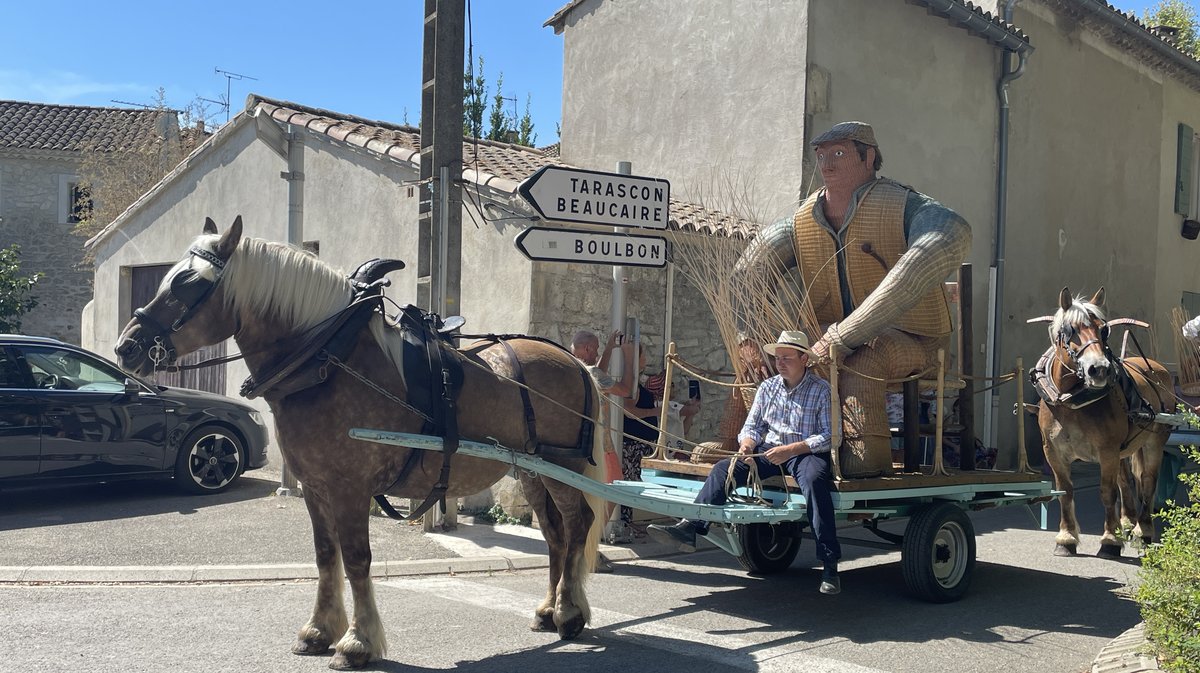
[514,227,668,268]
[518,166,671,230]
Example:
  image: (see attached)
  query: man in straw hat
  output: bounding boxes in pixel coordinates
[735,121,970,477]
[649,330,842,595]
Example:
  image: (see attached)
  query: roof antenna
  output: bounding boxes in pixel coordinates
[213,67,259,123]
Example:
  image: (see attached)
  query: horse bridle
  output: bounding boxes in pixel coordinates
[128,245,226,367]
[1054,313,1111,378]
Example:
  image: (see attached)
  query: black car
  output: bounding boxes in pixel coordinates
[0,334,268,494]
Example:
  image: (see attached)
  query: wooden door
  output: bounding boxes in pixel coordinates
[129,265,226,394]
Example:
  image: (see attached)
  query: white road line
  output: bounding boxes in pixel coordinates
[379,576,889,673]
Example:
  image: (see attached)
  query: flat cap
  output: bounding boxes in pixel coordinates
[811,121,877,147]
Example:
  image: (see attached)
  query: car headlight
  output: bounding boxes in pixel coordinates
[248,411,266,426]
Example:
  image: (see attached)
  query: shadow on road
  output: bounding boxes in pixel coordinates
[0,474,278,531]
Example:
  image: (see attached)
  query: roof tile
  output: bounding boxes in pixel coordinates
[0,100,167,153]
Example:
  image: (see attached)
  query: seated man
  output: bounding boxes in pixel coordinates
[648,330,842,595]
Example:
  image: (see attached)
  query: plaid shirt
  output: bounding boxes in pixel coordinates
[738,372,832,454]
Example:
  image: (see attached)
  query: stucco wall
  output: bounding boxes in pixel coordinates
[559,0,809,224]
[1154,79,1200,365]
[0,152,92,343]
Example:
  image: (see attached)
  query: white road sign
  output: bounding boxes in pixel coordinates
[514,227,668,268]
[518,166,671,230]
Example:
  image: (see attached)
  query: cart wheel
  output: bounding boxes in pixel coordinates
[734,522,802,574]
[901,502,975,603]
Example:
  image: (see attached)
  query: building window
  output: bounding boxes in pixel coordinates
[57,175,91,224]
[1183,291,1200,319]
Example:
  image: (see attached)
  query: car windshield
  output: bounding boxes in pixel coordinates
[21,346,127,392]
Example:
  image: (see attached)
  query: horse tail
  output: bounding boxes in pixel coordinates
[580,374,608,576]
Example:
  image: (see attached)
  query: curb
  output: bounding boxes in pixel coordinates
[0,542,676,585]
[1092,623,1162,673]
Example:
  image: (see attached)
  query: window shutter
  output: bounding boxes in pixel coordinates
[1177,122,1194,216]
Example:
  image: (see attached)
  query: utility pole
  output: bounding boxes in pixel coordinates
[416,0,464,530]
[418,0,464,317]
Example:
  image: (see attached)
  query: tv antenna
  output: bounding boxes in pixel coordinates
[214,67,258,122]
[110,99,154,109]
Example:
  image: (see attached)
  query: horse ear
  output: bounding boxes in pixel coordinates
[216,216,243,259]
[1090,287,1105,308]
[203,217,218,235]
[1058,287,1071,311]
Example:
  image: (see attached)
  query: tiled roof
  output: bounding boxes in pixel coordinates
[249,95,754,238]
[1041,0,1200,90]
[0,100,168,153]
[546,0,1030,50]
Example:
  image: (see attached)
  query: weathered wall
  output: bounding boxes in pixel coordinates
[559,0,810,224]
[0,152,92,342]
[1154,78,1200,364]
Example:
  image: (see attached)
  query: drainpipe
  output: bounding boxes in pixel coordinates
[984,0,1029,454]
[277,126,305,496]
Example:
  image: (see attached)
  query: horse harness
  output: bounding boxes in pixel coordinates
[229,257,594,522]
[1030,318,1164,451]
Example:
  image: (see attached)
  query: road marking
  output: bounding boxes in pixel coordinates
[380,576,888,673]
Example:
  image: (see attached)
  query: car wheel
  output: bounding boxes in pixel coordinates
[174,426,245,494]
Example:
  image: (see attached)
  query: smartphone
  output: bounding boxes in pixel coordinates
[688,379,701,400]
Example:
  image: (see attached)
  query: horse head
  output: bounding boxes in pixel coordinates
[1048,286,1113,390]
[115,216,244,376]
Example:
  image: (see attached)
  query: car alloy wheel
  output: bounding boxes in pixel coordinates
[175,426,244,494]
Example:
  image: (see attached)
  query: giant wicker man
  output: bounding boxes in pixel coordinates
[737,121,971,477]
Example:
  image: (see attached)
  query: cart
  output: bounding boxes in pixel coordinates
[349,428,1055,603]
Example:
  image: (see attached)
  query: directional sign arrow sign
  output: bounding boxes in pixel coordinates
[518,165,671,230]
[514,227,668,268]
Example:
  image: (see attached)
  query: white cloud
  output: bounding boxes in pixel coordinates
[0,69,144,104]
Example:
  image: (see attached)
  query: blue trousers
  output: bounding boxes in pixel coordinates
[692,448,841,564]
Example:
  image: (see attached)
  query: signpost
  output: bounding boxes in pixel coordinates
[518,165,671,230]
[514,227,667,268]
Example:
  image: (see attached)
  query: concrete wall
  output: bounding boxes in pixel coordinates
[0,152,92,343]
[1154,78,1200,365]
[1002,2,1167,421]
[559,0,810,224]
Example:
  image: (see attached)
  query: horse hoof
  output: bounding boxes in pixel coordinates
[329,650,371,670]
[1097,544,1123,559]
[530,612,556,632]
[1053,544,1076,556]
[557,614,587,640]
[292,638,332,656]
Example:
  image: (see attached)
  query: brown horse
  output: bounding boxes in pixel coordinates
[114,216,604,669]
[1031,287,1169,558]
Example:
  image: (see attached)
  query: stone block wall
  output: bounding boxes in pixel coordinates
[528,259,733,448]
[0,154,91,344]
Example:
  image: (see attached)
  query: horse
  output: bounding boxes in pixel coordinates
[114,216,605,670]
[1029,287,1169,558]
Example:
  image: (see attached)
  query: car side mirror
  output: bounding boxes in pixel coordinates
[123,378,141,397]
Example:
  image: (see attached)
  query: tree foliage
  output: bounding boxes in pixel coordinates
[72,89,213,242]
[1143,0,1200,57]
[462,59,540,146]
[0,245,43,333]
[463,56,487,138]
[1137,406,1200,673]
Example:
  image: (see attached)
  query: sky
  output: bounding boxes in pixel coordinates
[0,0,567,145]
[0,0,1170,148]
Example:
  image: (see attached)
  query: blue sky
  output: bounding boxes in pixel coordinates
[0,0,1166,147]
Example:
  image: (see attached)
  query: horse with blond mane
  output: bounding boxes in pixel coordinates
[114,216,605,669]
[1031,287,1169,558]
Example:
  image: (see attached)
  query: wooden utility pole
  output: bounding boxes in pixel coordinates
[416,0,465,530]
[418,0,464,317]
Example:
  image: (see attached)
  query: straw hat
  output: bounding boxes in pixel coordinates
[762,330,811,356]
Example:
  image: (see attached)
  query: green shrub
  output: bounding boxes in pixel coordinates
[1137,407,1200,673]
[477,504,530,526]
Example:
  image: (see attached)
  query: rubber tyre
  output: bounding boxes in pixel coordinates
[174,426,245,494]
[901,502,976,603]
[734,522,802,574]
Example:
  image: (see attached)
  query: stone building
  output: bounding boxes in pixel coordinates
[546,0,1200,457]
[0,101,178,342]
[84,95,752,471]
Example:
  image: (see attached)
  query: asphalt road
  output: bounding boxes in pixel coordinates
[0,462,1162,673]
